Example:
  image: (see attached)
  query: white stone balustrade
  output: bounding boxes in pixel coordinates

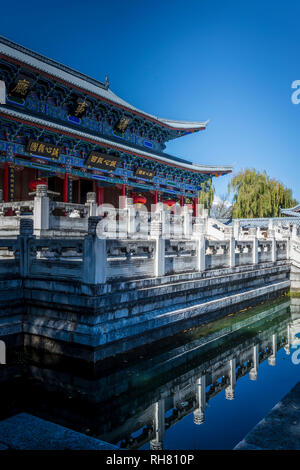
[0,214,290,285]
[0,187,296,284]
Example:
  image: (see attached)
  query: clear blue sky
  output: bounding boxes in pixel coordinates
[1,0,300,201]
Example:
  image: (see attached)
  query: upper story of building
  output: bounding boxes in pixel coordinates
[0,35,210,153]
[0,36,232,201]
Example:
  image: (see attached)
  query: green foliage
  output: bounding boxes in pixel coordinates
[198,178,214,210]
[228,169,298,218]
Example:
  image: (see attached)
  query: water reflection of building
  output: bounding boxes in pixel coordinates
[113,303,290,449]
[288,297,300,351]
[0,300,291,450]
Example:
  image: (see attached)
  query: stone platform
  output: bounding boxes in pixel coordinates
[0,260,290,362]
[0,413,118,450]
[235,381,300,450]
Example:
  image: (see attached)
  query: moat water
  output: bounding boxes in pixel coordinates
[1,295,300,450]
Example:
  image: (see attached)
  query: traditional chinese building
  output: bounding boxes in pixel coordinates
[0,36,232,212]
[281,204,300,218]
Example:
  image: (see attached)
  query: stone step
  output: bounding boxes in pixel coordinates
[26,270,287,325]
[24,263,289,310]
[23,279,290,351]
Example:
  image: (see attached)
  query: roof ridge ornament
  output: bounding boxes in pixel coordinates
[105,75,109,90]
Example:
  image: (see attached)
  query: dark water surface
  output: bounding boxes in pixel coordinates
[1,295,300,450]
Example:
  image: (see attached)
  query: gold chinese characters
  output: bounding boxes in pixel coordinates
[26,140,61,159]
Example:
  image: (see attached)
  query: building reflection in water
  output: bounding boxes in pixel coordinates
[1,297,299,450]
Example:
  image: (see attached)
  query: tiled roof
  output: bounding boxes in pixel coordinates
[0,105,232,175]
[280,206,300,215]
[220,217,300,227]
[0,36,207,132]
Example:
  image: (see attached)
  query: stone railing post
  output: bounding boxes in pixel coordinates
[18,218,34,278]
[287,237,291,261]
[86,192,97,217]
[154,236,165,277]
[249,345,259,381]
[252,237,258,264]
[271,237,277,262]
[194,375,206,425]
[183,206,192,238]
[229,236,236,268]
[223,226,235,268]
[33,184,49,234]
[0,189,3,203]
[151,202,165,276]
[292,224,298,240]
[268,333,277,366]
[233,220,240,240]
[193,216,207,238]
[196,234,206,272]
[268,219,274,237]
[127,204,136,237]
[150,203,163,238]
[225,358,236,400]
[249,227,258,264]
[82,216,107,284]
[150,400,165,451]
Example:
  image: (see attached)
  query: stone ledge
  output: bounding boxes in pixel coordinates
[234,381,300,450]
[0,413,118,450]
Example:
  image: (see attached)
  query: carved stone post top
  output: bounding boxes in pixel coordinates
[20,218,33,236]
[193,409,205,425]
[224,226,233,235]
[86,192,96,203]
[153,202,164,212]
[248,227,257,236]
[268,228,275,238]
[35,184,48,197]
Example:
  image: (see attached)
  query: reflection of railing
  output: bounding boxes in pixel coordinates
[114,315,289,450]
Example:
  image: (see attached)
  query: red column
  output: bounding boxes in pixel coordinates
[63,173,69,203]
[193,197,198,217]
[154,190,158,205]
[121,184,126,209]
[3,162,9,202]
[97,186,103,206]
[180,195,184,207]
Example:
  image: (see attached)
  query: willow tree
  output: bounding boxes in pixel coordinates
[228,169,297,218]
[198,178,214,210]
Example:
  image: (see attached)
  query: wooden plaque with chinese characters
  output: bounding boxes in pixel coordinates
[26,140,61,159]
[86,152,120,170]
[135,167,156,180]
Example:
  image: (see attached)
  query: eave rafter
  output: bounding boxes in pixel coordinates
[0,113,220,189]
[0,49,206,145]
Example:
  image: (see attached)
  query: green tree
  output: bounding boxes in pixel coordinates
[228,169,298,218]
[198,178,214,210]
